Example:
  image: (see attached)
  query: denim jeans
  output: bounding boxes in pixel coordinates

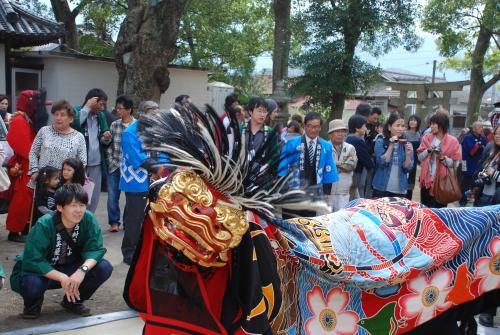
[20,259,113,308]
[475,194,494,207]
[107,169,121,226]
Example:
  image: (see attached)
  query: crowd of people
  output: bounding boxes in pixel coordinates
[0,89,498,326]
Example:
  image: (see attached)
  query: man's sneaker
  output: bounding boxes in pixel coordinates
[60,300,92,317]
[21,302,42,319]
[478,313,495,328]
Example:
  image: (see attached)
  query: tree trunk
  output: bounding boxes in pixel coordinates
[115,0,187,104]
[272,0,291,94]
[50,0,82,51]
[466,25,490,126]
[466,0,499,126]
[320,93,346,138]
[329,93,346,121]
[184,18,199,68]
[326,1,361,123]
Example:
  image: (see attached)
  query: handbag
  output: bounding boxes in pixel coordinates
[433,162,462,205]
[83,177,95,205]
[0,167,11,192]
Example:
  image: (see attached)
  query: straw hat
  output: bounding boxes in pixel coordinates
[328,119,347,133]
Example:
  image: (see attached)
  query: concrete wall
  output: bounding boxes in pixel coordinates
[207,82,234,115]
[41,57,119,107]
[39,55,208,110]
[0,44,5,94]
[159,67,209,109]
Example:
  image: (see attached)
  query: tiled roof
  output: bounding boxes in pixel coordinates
[381,69,447,84]
[0,0,64,47]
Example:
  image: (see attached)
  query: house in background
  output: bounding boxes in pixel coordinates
[12,45,209,110]
[0,0,63,102]
[1,0,209,112]
[256,66,492,135]
[207,81,234,114]
[349,69,495,133]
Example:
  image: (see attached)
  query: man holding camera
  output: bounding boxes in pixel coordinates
[461,121,487,206]
[72,88,112,213]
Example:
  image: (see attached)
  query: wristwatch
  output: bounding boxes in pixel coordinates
[79,265,89,274]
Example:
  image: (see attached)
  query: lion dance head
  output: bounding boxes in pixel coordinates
[148,170,249,267]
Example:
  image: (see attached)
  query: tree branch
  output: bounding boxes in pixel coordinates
[71,0,93,19]
[113,0,128,10]
[489,31,500,49]
[484,72,500,90]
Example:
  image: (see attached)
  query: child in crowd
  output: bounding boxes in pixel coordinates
[60,158,85,186]
[32,166,60,224]
[60,157,94,204]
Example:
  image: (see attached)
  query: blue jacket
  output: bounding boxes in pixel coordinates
[462,132,488,176]
[345,134,374,173]
[372,137,414,194]
[278,136,339,186]
[119,121,168,193]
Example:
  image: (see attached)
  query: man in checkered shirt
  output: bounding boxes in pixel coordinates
[105,95,135,233]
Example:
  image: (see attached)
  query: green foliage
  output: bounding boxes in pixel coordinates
[79,34,115,57]
[81,1,126,40]
[422,0,499,71]
[78,0,126,57]
[175,0,273,75]
[440,47,500,75]
[15,0,54,19]
[290,42,381,106]
[291,0,421,112]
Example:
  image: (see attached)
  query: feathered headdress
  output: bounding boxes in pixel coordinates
[137,103,327,219]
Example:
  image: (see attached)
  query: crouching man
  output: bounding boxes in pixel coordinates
[10,183,113,319]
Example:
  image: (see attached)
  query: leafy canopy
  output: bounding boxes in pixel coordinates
[291,0,421,109]
[422,0,500,73]
[174,0,273,75]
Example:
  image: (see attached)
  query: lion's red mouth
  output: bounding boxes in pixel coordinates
[163,217,210,255]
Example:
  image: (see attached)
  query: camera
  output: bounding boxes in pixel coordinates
[474,170,492,186]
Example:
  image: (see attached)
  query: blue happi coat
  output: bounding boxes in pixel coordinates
[278,135,339,189]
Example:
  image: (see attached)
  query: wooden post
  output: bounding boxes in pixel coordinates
[416,88,427,119]
[398,90,407,113]
[443,90,451,112]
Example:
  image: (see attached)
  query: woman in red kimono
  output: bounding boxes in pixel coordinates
[6,90,47,242]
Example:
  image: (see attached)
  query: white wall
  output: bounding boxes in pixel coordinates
[0,44,5,94]
[159,67,209,109]
[39,56,208,110]
[207,83,234,115]
[41,57,119,108]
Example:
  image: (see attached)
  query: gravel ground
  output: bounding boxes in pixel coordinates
[0,192,130,333]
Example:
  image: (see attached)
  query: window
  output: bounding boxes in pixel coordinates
[11,68,41,108]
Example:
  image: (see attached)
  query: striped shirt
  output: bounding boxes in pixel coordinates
[106,118,134,173]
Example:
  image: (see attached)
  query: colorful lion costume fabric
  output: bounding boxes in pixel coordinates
[124,104,499,335]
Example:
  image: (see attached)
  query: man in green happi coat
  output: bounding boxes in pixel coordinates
[10,184,113,319]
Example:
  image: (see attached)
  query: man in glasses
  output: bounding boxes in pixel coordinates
[278,112,339,217]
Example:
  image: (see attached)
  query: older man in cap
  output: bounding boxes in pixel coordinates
[328,119,358,211]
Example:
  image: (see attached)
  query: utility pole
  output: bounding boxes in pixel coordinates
[431,60,436,85]
[425,60,437,114]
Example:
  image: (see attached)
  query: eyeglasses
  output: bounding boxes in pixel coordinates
[306,124,321,130]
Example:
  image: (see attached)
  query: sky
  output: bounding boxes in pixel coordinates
[254,35,468,82]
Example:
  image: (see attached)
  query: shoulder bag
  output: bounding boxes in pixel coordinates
[433,162,462,205]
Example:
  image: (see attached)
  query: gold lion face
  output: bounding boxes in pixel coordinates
[148,170,249,267]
